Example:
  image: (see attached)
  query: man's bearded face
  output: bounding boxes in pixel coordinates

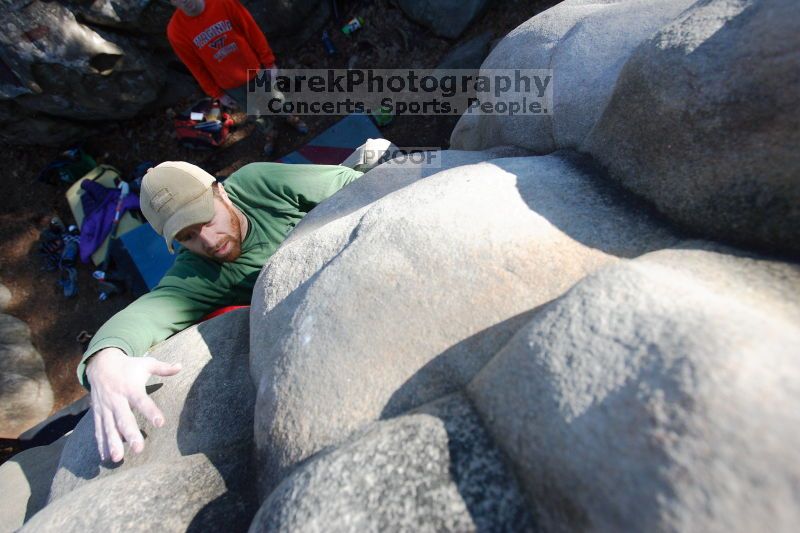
[174,197,244,263]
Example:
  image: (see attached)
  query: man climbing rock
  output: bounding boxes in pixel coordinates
[81,160,367,462]
[167,0,307,155]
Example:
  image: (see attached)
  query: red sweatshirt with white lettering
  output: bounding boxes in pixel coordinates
[167,0,275,98]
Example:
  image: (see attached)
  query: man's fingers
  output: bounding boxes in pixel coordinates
[93,405,106,461]
[113,401,145,455]
[102,407,125,463]
[145,357,182,377]
[131,393,166,428]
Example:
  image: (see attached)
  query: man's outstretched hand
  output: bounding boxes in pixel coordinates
[85,347,181,462]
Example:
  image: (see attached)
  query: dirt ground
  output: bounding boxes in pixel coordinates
[0,0,555,460]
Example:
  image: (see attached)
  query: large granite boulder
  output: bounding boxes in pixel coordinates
[0,312,53,439]
[450,0,696,152]
[250,149,681,496]
[583,0,800,257]
[251,393,535,532]
[48,309,254,503]
[66,0,173,34]
[468,246,800,532]
[0,0,164,120]
[396,0,489,39]
[4,310,256,532]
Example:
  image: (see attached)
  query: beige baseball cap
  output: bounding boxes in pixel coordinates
[140,161,216,253]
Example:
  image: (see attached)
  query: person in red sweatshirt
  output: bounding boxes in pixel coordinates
[167,0,307,155]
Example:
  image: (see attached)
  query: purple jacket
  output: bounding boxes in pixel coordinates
[79,180,140,263]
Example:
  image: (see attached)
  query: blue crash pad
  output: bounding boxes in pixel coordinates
[277,113,380,164]
[111,223,179,295]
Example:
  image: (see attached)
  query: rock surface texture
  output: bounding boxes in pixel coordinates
[67,0,173,34]
[30,310,258,532]
[436,31,494,70]
[1,1,164,119]
[583,0,800,256]
[252,393,535,532]
[468,246,800,532]
[24,453,254,533]
[450,0,697,153]
[0,308,54,439]
[245,0,327,36]
[396,0,489,39]
[0,435,67,531]
[9,0,800,531]
[0,0,171,145]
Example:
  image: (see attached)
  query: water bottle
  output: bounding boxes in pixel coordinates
[207,100,221,121]
[341,17,365,35]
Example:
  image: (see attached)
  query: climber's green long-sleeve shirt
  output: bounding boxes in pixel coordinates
[78,162,363,388]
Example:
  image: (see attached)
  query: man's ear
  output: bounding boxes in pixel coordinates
[214,182,231,202]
